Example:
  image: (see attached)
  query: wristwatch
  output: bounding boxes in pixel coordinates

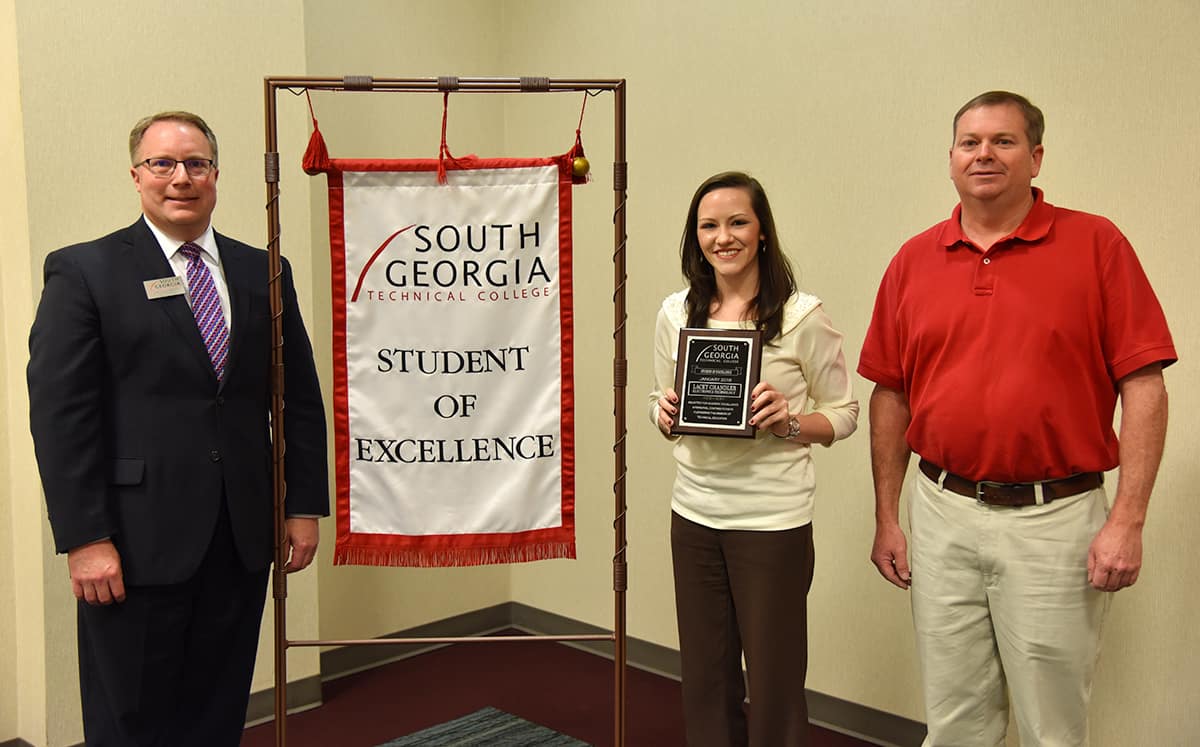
[774,415,801,440]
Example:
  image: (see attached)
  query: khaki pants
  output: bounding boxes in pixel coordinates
[910,470,1110,747]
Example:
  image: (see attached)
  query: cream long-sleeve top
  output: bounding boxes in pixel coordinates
[649,289,859,530]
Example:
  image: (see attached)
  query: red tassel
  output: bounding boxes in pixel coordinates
[437,92,450,184]
[302,121,331,175]
[569,130,590,185]
[568,92,592,185]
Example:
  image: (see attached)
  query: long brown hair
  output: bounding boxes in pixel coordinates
[679,171,796,343]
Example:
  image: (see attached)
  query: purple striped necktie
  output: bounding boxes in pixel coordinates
[179,242,229,381]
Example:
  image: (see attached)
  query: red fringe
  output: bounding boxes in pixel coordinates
[333,542,576,568]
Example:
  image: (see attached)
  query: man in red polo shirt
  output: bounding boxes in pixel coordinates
[859,91,1175,746]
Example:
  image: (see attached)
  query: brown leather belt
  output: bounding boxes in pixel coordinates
[918,459,1103,507]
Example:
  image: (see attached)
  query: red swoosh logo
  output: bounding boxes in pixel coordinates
[350,224,416,302]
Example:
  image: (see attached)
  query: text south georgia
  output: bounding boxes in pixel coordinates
[360,221,555,303]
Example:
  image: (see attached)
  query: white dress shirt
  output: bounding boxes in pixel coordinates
[143,216,232,326]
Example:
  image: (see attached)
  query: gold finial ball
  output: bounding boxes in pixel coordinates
[572,156,591,178]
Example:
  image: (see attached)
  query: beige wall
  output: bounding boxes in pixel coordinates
[6,1,1199,745]
[1,0,38,742]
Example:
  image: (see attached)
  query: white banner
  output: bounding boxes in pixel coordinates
[325,158,575,566]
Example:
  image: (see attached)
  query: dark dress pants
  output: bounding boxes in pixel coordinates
[671,512,816,747]
[77,499,270,747]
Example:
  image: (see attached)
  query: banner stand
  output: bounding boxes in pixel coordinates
[262,76,629,747]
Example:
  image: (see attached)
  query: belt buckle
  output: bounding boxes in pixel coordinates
[974,480,1011,505]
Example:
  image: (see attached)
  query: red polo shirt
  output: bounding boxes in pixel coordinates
[859,189,1176,482]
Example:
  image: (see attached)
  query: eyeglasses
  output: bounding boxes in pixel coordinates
[136,158,216,178]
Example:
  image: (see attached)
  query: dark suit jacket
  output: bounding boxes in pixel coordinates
[28,218,328,586]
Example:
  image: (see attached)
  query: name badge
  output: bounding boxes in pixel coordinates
[144,276,185,300]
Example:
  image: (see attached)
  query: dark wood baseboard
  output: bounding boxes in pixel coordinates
[244,672,324,727]
[507,603,926,747]
[321,603,513,681]
[250,602,927,746]
[246,604,514,725]
[805,690,926,747]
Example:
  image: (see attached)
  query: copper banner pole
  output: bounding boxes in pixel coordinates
[611,79,629,747]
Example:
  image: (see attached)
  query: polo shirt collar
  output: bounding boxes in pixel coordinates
[937,187,1054,249]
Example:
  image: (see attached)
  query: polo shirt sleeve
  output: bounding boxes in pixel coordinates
[857,254,906,390]
[1100,233,1177,381]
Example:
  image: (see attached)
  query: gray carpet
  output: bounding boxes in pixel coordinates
[377,706,590,746]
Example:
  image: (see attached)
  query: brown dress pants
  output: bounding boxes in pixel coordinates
[671,512,815,747]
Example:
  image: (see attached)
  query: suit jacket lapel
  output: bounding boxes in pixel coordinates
[126,219,220,381]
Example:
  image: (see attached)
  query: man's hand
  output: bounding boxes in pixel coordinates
[283,517,319,573]
[867,384,913,590]
[871,522,911,590]
[68,539,125,604]
[1088,363,1167,592]
[1088,519,1143,591]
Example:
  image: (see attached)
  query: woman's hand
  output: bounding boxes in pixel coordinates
[657,388,679,436]
[749,381,792,436]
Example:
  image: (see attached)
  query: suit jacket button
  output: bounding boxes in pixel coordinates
[209,450,221,462]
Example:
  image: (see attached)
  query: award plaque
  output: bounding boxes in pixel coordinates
[671,328,763,438]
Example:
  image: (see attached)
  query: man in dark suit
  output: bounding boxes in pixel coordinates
[27,111,328,746]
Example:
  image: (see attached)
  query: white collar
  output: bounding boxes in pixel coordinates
[142,216,218,261]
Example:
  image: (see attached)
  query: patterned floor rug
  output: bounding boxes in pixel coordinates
[377,706,590,746]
